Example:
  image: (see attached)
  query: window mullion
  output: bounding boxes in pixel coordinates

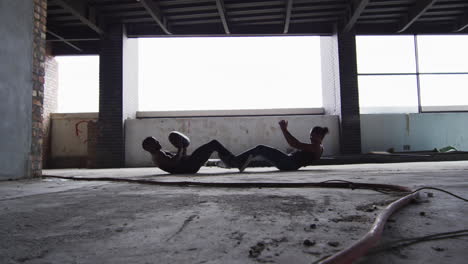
[414,35,422,113]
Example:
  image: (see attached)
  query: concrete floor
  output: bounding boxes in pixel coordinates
[1,161,467,264]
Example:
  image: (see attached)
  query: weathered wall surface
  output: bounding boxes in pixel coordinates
[49,112,468,168]
[361,113,468,153]
[0,1,34,180]
[125,115,341,167]
[50,113,98,168]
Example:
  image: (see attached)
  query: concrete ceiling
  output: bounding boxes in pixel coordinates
[46,0,468,55]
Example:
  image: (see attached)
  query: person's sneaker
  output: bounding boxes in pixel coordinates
[238,155,253,173]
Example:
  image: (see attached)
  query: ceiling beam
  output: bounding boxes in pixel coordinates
[397,0,437,33]
[215,0,230,34]
[283,0,293,33]
[47,38,99,42]
[47,30,83,52]
[343,0,369,32]
[51,0,103,35]
[454,11,468,32]
[139,0,172,35]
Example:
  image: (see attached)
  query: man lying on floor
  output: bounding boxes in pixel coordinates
[142,131,243,174]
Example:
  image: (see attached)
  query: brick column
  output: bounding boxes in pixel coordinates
[321,29,361,154]
[31,0,48,176]
[96,24,124,168]
[96,24,138,168]
[94,24,138,168]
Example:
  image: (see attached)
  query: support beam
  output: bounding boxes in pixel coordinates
[51,0,103,35]
[321,28,362,154]
[343,0,369,32]
[283,0,293,34]
[139,0,172,35]
[215,0,230,34]
[47,38,100,42]
[454,11,468,32]
[97,25,124,168]
[397,0,437,33]
[46,30,82,52]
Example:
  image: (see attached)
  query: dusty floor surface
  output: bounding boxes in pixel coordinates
[1,161,467,264]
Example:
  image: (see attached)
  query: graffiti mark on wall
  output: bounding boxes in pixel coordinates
[75,120,91,144]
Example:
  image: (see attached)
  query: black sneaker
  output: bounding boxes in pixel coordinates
[219,154,238,168]
[239,155,253,173]
[216,160,229,168]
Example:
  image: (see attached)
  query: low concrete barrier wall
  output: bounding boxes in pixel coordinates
[361,113,468,153]
[49,112,468,168]
[50,113,98,168]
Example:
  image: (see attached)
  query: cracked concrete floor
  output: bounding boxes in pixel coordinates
[1,161,467,264]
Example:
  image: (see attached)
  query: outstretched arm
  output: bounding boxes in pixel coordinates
[279,120,314,152]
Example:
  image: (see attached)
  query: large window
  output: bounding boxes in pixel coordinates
[357,35,468,113]
[138,36,322,112]
[56,56,99,113]
[417,35,468,111]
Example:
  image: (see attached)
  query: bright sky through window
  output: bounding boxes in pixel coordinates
[356,35,468,113]
[55,35,468,114]
[56,56,99,113]
[138,36,322,111]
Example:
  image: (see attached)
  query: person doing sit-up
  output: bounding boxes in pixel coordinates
[231,120,329,171]
[142,131,239,174]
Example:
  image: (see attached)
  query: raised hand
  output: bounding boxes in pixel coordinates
[279,120,288,130]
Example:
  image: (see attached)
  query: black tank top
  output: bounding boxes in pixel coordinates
[291,147,323,167]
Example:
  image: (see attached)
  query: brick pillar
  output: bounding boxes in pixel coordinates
[43,44,58,169]
[96,25,139,168]
[96,24,124,168]
[321,29,361,154]
[87,120,98,168]
[31,0,48,176]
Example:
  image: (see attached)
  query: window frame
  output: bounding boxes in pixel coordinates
[137,36,324,114]
[357,35,468,113]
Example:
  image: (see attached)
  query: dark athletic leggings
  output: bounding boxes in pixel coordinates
[235,145,301,171]
[172,140,235,174]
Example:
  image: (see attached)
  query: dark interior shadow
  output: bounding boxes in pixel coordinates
[135,167,338,179]
[135,171,242,178]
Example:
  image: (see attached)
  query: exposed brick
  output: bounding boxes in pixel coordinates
[30,0,47,177]
[96,24,125,168]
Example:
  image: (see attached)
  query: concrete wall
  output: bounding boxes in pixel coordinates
[48,112,468,168]
[123,30,139,120]
[0,1,34,179]
[125,115,340,167]
[361,113,468,153]
[43,48,59,168]
[50,113,98,168]
[321,36,340,116]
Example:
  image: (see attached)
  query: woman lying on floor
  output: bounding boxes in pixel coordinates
[226,120,329,172]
